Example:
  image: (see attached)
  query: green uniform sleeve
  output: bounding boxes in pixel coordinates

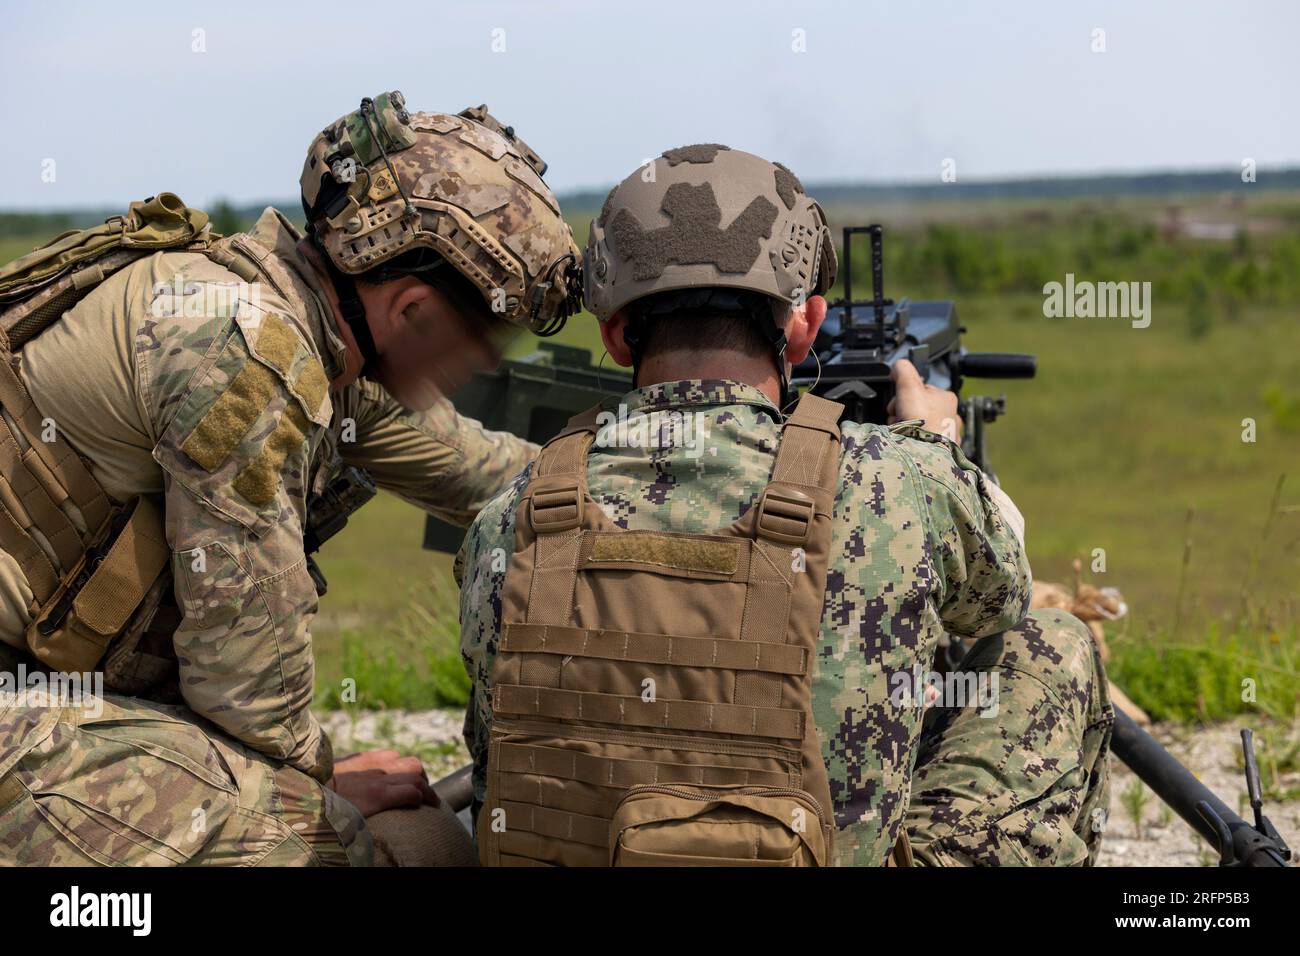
[891,424,1032,638]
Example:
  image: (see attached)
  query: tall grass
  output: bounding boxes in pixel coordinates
[1107,479,1299,724]
[1108,625,1298,723]
[314,575,470,712]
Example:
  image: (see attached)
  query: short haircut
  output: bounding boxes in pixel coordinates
[628,289,793,363]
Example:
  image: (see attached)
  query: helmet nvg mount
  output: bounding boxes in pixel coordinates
[302,91,581,336]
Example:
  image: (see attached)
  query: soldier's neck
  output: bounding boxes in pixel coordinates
[635,350,784,407]
[297,239,367,390]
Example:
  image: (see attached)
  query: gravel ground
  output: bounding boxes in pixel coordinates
[320,707,471,780]
[321,708,1298,867]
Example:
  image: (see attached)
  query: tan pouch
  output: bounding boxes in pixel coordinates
[610,783,829,867]
[26,495,170,673]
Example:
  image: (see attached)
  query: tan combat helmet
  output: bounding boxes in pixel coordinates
[302,92,581,335]
[584,144,837,323]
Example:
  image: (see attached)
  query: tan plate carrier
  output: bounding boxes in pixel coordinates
[0,194,273,679]
[481,392,854,866]
[0,321,170,675]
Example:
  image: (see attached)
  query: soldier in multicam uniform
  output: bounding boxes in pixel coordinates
[459,144,1113,866]
[0,93,580,865]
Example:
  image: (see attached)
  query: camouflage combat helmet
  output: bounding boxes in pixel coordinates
[302,92,581,335]
[584,144,837,322]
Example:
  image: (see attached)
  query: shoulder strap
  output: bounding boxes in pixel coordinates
[772,392,843,486]
[524,404,605,534]
[199,238,263,285]
[533,404,603,479]
[752,392,844,546]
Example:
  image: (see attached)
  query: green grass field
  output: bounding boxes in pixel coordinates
[4,188,1298,725]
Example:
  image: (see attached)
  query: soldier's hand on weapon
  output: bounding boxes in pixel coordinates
[329,749,442,817]
[888,359,963,441]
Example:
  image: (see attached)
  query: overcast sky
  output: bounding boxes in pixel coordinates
[3,0,1296,210]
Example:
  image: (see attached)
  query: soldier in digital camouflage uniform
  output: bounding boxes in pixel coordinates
[458,144,1113,866]
[0,93,580,865]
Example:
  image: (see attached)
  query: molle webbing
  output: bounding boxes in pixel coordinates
[25,495,170,674]
[0,417,75,602]
[483,392,845,866]
[0,208,270,669]
[501,623,808,675]
[0,344,111,605]
[494,685,806,739]
[494,741,794,791]
[1,250,148,350]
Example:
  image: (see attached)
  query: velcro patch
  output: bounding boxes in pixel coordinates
[158,318,326,537]
[662,144,729,165]
[180,362,278,471]
[611,182,778,281]
[292,359,329,420]
[235,308,332,425]
[231,403,310,506]
[253,312,331,421]
[255,312,299,378]
[588,533,740,575]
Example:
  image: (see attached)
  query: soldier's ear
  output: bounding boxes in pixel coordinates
[785,294,827,365]
[599,311,634,368]
[387,279,439,334]
[355,275,438,350]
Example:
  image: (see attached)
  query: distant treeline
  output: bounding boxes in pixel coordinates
[831,204,1300,340]
[3,167,1298,236]
[0,200,294,238]
[560,167,1300,215]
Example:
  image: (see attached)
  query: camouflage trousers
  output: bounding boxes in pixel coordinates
[904,609,1115,866]
[0,693,372,866]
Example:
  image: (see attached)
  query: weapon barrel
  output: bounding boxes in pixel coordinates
[1111,710,1228,845]
[433,763,474,813]
[1111,710,1287,866]
[957,352,1037,378]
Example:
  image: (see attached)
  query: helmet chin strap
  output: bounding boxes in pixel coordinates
[753,307,795,415]
[325,262,382,379]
